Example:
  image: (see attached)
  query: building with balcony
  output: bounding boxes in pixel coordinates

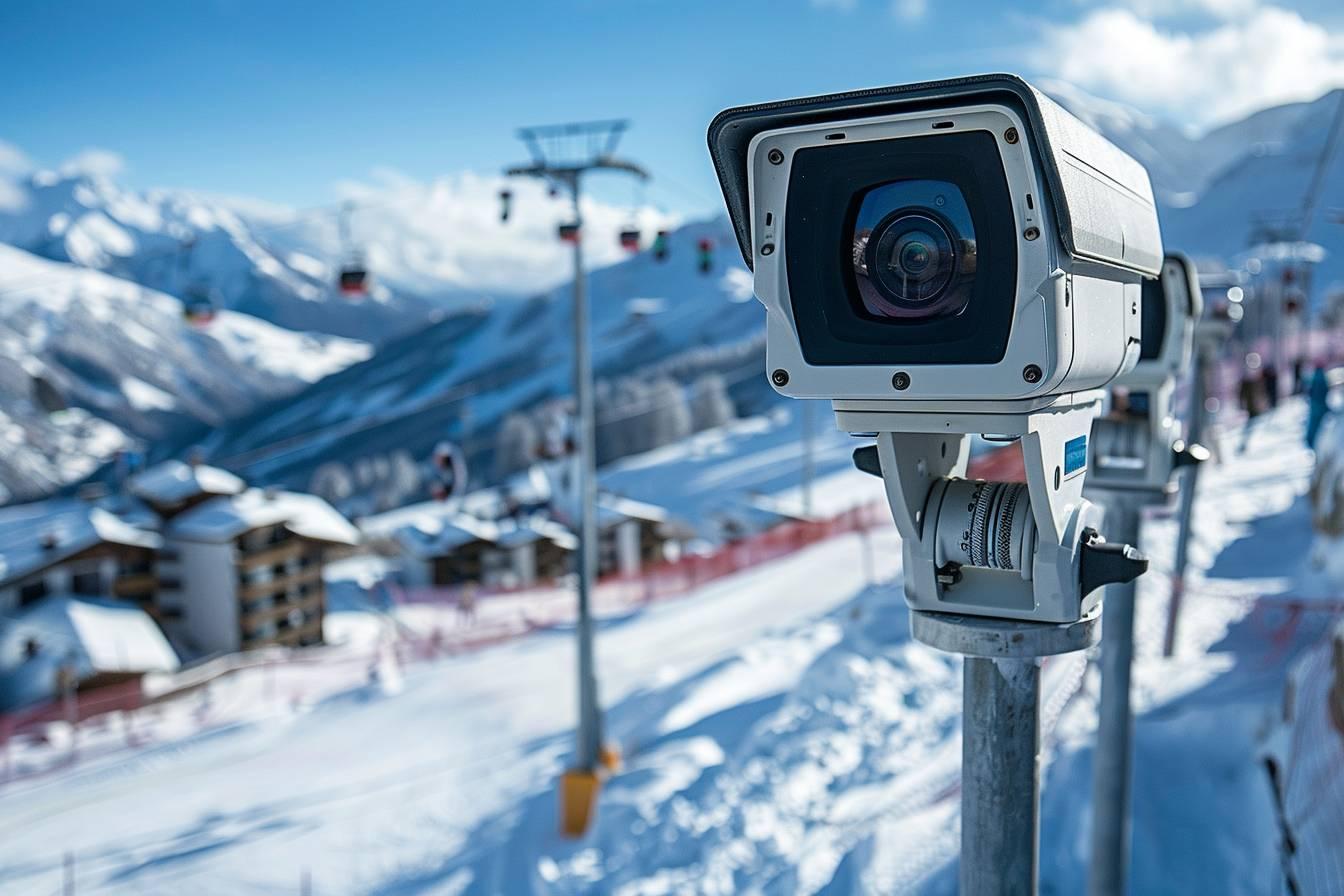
[0,498,163,618]
[165,488,360,654]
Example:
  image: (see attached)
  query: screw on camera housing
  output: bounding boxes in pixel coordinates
[892,371,911,391]
[1022,364,1043,384]
[1004,127,1019,144]
[1024,226,1040,241]
[771,369,790,386]
[767,148,785,165]
[760,242,775,256]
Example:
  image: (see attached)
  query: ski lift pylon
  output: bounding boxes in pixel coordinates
[499,189,513,223]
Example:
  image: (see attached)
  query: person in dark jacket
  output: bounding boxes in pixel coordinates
[1307,364,1331,448]
[1239,356,1269,453]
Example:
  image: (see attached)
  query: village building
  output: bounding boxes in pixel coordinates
[0,595,180,710]
[129,459,245,519]
[0,498,162,618]
[164,488,360,654]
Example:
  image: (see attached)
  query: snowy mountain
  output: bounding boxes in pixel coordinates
[0,244,369,503]
[1047,82,1344,291]
[0,161,679,341]
[174,218,761,493]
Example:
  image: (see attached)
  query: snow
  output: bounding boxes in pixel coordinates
[0,595,179,709]
[0,498,160,587]
[204,310,372,383]
[0,244,372,502]
[129,460,245,506]
[119,377,176,412]
[167,487,360,546]
[0,401,1325,894]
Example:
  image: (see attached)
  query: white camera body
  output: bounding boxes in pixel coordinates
[709,75,1163,624]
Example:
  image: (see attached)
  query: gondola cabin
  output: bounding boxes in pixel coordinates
[697,238,714,275]
[619,229,641,252]
[558,222,581,244]
[338,265,369,298]
[652,230,669,262]
[499,189,513,223]
[182,290,217,328]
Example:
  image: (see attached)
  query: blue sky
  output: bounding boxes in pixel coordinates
[2,0,1342,216]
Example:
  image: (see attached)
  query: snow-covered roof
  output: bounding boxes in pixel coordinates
[390,512,501,560]
[361,499,579,559]
[167,488,359,546]
[495,517,578,552]
[130,460,245,506]
[0,595,180,710]
[0,499,162,589]
[597,494,670,527]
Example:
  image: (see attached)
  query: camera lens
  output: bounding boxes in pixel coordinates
[863,212,957,313]
[850,180,975,322]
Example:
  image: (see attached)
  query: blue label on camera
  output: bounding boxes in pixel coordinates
[1064,435,1088,475]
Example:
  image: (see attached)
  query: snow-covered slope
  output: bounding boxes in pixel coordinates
[0,244,369,502]
[0,402,1323,894]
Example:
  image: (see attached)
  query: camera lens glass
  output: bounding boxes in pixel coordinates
[850,180,976,321]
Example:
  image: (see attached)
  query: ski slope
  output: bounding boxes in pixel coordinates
[0,402,1330,895]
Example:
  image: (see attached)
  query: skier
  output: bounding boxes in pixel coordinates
[1263,362,1281,410]
[1307,364,1331,448]
[457,585,478,626]
[1239,356,1269,453]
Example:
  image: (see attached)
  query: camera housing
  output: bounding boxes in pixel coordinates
[1088,252,1205,496]
[708,74,1163,404]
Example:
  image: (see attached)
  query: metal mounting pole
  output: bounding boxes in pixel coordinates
[1088,499,1143,896]
[1165,340,1211,658]
[912,608,1102,896]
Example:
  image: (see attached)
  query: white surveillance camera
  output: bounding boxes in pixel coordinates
[709,75,1164,625]
[708,73,1163,404]
[1120,252,1203,390]
[1089,252,1207,497]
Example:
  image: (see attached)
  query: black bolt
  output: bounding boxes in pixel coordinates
[892,371,911,391]
[767,148,785,165]
[1023,364,1042,384]
[771,369,789,386]
[1024,226,1040,241]
[1004,127,1019,144]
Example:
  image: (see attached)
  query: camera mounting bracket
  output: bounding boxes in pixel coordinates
[843,392,1146,623]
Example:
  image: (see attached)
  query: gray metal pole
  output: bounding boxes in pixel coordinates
[1164,340,1211,658]
[1088,500,1142,896]
[914,602,1101,896]
[569,177,603,772]
[961,655,1042,896]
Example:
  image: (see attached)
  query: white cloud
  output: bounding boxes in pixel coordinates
[1115,0,1259,20]
[318,168,682,296]
[58,148,125,178]
[1039,6,1344,127]
[0,140,31,175]
[891,0,927,21]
